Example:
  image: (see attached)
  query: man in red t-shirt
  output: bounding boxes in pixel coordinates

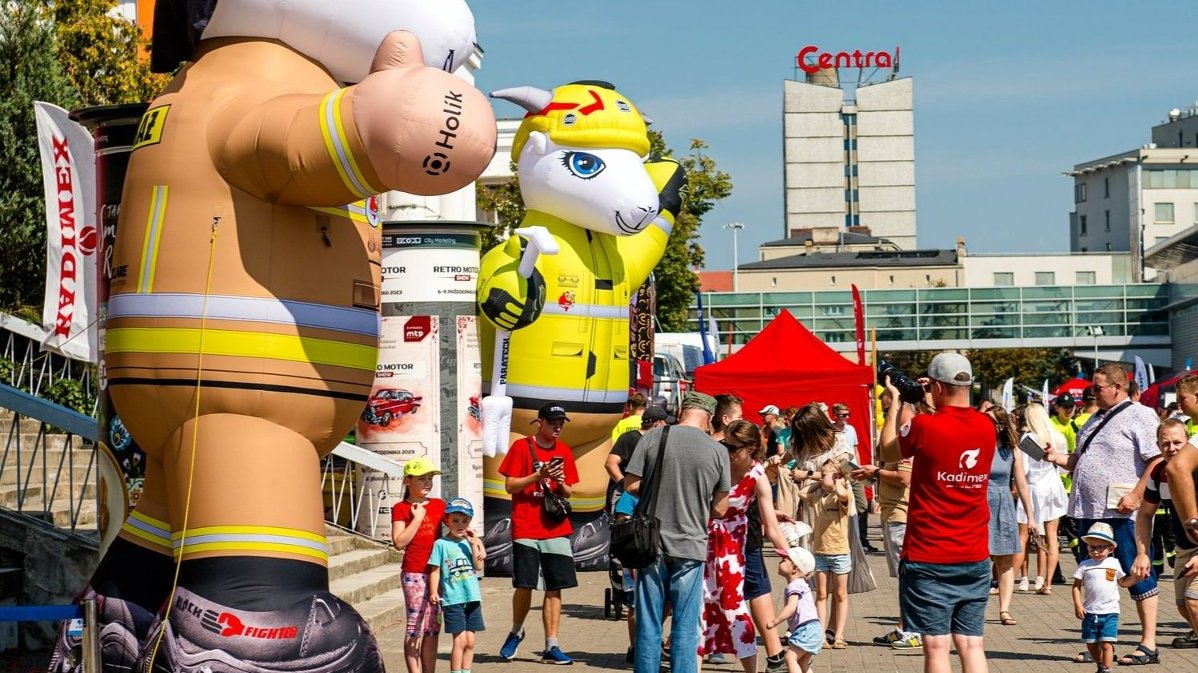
[896,352,995,673]
[496,402,580,665]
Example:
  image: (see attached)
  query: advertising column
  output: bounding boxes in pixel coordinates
[356,222,486,536]
[71,104,148,551]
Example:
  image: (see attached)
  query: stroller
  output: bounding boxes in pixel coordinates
[604,552,629,619]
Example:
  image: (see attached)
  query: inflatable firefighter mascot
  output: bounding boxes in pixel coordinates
[49,2,495,673]
[479,81,685,571]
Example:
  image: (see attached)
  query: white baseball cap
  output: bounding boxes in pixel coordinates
[784,546,815,575]
[928,352,973,386]
[758,404,781,416]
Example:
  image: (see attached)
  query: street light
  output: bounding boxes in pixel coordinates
[1087,325,1104,371]
[724,222,745,292]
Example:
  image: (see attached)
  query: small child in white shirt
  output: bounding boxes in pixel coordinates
[1073,522,1137,673]
[767,547,820,673]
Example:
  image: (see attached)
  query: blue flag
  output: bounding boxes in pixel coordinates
[697,290,715,365]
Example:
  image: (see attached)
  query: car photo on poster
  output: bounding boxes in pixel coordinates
[360,388,423,427]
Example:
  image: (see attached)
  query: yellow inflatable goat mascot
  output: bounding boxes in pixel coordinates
[49,2,495,673]
[479,81,685,571]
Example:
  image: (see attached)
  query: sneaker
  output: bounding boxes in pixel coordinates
[872,629,902,645]
[706,653,727,664]
[1033,576,1045,592]
[1016,577,1029,593]
[1173,631,1198,649]
[541,646,574,665]
[891,634,923,650]
[499,629,525,661]
[764,654,788,673]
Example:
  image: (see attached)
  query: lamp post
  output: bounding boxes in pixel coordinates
[724,222,745,292]
[1088,325,1104,372]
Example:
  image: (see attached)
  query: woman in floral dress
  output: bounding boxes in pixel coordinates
[701,420,791,673]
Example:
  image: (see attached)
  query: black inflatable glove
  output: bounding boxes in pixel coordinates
[644,156,687,228]
[478,235,547,331]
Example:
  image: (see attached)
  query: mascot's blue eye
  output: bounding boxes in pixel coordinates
[561,151,606,179]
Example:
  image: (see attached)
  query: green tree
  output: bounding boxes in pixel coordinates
[968,347,1080,395]
[0,0,80,311]
[473,132,734,334]
[50,0,169,106]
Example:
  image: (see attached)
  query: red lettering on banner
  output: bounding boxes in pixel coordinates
[796,45,899,75]
[52,135,79,338]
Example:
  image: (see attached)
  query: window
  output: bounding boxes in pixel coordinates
[1079,214,1088,235]
[1075,183,1087,203]
[1104,177,1110,198]
[830,275,836,286]
[1155,202,1175,223]
[888,275,895,286]
[1106,243,1112,252]
[1104,210,1111,231]
[1075,271,1096,285]
[1034,271,1055,286]
[993,272,1014,287]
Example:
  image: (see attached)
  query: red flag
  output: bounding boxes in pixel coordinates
[851,284,865,366]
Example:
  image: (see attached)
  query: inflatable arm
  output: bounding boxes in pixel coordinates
[478,234,549,332]
[617,156,687,288]
[212,31,494,205]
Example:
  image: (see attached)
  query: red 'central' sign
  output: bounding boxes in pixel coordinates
[796,45,899,74]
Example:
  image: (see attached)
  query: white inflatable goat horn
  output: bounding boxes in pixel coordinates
[490,86,553,114]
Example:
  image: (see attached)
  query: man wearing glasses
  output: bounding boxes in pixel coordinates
[1044,364,1164,666]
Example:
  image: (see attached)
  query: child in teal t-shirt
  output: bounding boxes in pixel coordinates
[428,498,486,673]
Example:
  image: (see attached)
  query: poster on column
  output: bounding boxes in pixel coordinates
[356,315,440,538]
[456,315,484,534]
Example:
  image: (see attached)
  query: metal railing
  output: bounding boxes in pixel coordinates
[321,442,404,540]
[0,312,94,404]
[0,382,99,540]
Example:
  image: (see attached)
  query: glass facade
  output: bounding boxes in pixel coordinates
[690,284,1169,346]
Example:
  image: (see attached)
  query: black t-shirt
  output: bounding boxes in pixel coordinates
[606,429,643,509]
[1145,461,1197,551]
[745,495,763,552]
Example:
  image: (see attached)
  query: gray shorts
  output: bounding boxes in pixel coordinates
[883,521,906,578]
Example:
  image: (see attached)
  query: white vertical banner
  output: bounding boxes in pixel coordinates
[1133,356,1149,394]
[1001,377,1014,412]
[1042,379,1050,411]
[35,102,97,362]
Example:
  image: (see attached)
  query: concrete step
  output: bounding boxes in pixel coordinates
[327,546,399,583]
[329,562,403,609]
[0,463,94,486]
[14,497,97,529]
[0,480,96,509]
[353,585,407,634]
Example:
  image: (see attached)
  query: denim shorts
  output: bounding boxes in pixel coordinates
[743,548,771,599]
[788,620,824,655]
[1081,612,1118,643]
[899,559,991,637]
[441,601,485,634]
[814,552,852,575]
[1078,518,1158,601]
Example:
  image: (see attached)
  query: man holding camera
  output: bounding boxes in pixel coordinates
[895,353,995,673]
[498,402,581,665]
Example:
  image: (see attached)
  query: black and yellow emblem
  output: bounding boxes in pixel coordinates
[132,105,171,151]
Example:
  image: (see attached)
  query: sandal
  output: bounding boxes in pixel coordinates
[999,611,1017,626]
[1036,587,1053,596]
[1117,645,1160,666]
[1074,651,1094,664]
[831,639,847,649]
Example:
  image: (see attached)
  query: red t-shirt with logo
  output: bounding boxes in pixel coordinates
[899,406,996,564]
[498,436,580,540]
[391,498,446,573]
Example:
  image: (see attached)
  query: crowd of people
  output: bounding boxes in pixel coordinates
[381,357,1198,673]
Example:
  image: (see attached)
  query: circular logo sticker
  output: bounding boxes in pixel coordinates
[366,195,381,228]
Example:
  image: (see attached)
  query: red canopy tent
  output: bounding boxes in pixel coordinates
[1140,372,1186,411]
[693,310,875,463]
[1053,377,1091,401]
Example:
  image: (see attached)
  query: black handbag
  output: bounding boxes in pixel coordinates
[528,438,572,522]
[610,426,670,570]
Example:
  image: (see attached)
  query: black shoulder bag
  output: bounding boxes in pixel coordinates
[610,426,670,569]
[1075,400,1132,457]
[528,438,572,522]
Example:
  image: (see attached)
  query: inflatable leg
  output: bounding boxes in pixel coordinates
[50,459,174,673]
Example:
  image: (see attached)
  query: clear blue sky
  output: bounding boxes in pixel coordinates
[470,1,1198,271]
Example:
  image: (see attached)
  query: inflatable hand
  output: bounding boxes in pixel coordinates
[644,157,687,228]
[478,236,548,331]
[351,31,495,196]
[480,396,512,458]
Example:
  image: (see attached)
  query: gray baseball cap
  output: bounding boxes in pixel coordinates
[928,352,973,386]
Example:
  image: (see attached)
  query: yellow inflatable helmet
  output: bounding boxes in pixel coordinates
[498,81,651,161]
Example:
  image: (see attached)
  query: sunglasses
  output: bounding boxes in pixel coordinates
[720,440,748,453]
[835,413,850,418]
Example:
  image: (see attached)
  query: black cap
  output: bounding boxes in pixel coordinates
[1082,386,1098,401]
[642,406,675,425]
[537,402,570,422]
[1053,392,1076,408]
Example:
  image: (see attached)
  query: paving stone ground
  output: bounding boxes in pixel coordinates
[376,515,1198,673]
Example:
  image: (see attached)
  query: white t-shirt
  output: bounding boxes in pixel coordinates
[1073,556,1125,615]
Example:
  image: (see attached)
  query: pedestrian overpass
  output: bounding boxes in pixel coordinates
[689,284,1171,366]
